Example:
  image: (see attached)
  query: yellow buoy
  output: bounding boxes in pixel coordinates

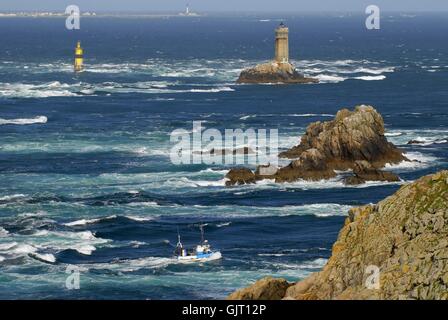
[74,41,83,73]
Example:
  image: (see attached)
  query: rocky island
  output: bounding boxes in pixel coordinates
[225,105,409,186]
[228,170,448,300]
[237,23,318,84]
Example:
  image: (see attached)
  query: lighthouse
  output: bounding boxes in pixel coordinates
[74,41,83,72]
[275,22,289,64]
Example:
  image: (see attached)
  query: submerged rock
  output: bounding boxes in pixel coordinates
[237,62,318,84]
[343,160,400,185]
[225,168,257,186]
[230,170,448,300]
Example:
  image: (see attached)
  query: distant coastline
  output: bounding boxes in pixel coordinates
[0,11,204,18]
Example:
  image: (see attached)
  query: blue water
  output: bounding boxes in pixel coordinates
[0,13,447,299]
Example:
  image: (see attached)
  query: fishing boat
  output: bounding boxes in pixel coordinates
[174,225,222,263]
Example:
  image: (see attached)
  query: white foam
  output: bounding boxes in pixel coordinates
[64,215,117,226]
[216,222,232,227]
[0,242,18,251]
[188,87,234,93]
[289,113,334,117]
[385,152,439,170]
[0,116,47,125]
[352,67,394,75]
[315,74,347,83]
[0,82,78,98]
[0,194,27,201]
[30,252,56,263]
[198,168,229,175]
[0,227,9,237]
[385,132,403,137]
[240,115,256,120]
[74,245,96,255]
[353,75,386,81]
[125,215,154,222]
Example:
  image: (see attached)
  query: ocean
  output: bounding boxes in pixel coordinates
[0,12,447,299]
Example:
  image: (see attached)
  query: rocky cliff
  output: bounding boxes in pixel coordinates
[237,61,318,84]
[226,105,408,186]
[228,170,448,300]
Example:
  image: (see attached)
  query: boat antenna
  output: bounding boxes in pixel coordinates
[200,223,205,244]
[176,226,182,247]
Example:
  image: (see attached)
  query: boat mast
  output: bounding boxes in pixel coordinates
[176,227,182,248]
[200,224,205,244]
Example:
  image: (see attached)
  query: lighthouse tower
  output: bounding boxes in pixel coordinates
[74,41,83,73]
[275,22,289,64]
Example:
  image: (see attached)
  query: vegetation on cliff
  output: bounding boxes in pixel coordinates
[229,170,448,300]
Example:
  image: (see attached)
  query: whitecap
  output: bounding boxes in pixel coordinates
[385,152,439,170]
[125,215,154,222]
[29,252,56,263]
[0,116,47,125]
[216,222,232,228]
[0,227,9,237]
[353,75,386,81]
[314,74,346,83]
[74,245,96,255]
[188,87,234,93]
[64,215,117,226]
[385,132,403,137]
[0,194,27,201]
[239,115,256,120]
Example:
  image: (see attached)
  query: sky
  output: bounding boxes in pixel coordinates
[0,0,447,12]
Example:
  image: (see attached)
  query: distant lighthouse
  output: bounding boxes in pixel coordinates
[74,41,83,73]
[275,22,289,63]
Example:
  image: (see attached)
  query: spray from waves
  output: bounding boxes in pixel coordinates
[239,113,333,120]
[64,214,155,227]
[170,175,406,190]
[153,203,354,218]
[294,59,394,83]
[0,59,395,98]
[0,227,9,237]
[64,215,118,226]
[385,152,440,170]
[0,80,235,98]
[0,116,47,125]
[0,194,27,202]
[0,81,78,98]
[0,227,110,265]
[385,129,448,146]
[353,75,386,81]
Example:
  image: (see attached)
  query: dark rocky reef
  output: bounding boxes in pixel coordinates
[226,105,408,186]
[237,62,318,84]
[229,171,448,300]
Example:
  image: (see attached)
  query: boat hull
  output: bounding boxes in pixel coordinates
[177,251,222,263]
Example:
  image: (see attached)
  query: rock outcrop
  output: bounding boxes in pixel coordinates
[225,105,408,186]
[229,171,448,300]
[237,62,318,84]
[227,277,291,300]
[343,160,400,185]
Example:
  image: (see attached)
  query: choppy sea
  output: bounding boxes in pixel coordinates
[0,13,447,299]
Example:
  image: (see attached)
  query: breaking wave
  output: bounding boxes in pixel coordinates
[295,59,394,83]
[0,116,47,125]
